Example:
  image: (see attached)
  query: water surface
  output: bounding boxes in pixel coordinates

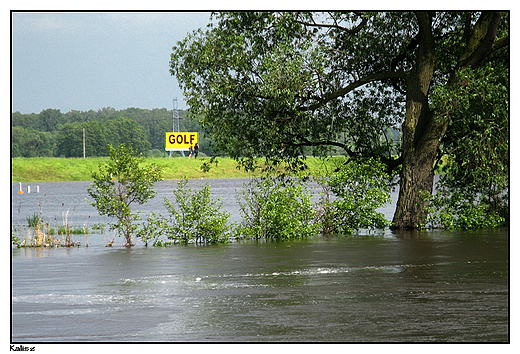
[11,180,509,342]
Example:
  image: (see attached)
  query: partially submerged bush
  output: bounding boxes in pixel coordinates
[164,179,231,244]
[235,177,319,240]
[154,179,231,244]
[315,158,391,235]
[424,174,507,229]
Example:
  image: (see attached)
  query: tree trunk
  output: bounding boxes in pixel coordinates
[391,93,448,229]
[391,12,448,229]
[391,127,442,229]
[391,11,505,229]
[123,216,134,247]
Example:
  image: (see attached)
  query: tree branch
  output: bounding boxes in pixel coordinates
[457,12,504,70]
[283,135,403,173]
[293,12,368,34]
[304,71,407,111]
[492,35,509,52]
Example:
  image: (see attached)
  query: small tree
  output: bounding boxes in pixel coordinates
[87,143,163,247]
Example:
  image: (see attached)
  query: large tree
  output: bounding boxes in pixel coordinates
[170,11,508,229]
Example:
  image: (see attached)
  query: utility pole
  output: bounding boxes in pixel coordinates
[83,128,86,158]
[173,97,180,132]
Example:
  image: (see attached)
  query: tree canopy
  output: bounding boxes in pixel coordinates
[170,11,508,229]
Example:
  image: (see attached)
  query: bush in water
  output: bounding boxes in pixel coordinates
[315,158,391,235]
[236,177,319,240]
[423,182,506,230]
[161,178,231,244]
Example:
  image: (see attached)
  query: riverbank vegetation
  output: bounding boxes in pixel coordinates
[11,154,507,249]
[12,210,88,248]
[82,144,398,246]
[12,143,393,247]
[11,139,506,249]
[140,179,232,246]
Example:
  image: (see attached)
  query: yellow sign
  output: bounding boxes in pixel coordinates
[165,132,198,150]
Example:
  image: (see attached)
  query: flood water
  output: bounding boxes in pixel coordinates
[11,179,509,342]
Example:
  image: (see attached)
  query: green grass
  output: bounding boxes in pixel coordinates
[12,157,105,182]
[11,156,266,182]
[11,156,348,182]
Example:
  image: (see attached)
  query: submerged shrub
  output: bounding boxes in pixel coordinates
[236,177,319,240]
[424,174,507,229]
[137,211,169,247]
[162,178,231,244]
[315,158,391,235]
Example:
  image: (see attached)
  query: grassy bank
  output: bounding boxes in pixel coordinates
[11,157,251,182]
[11,156,344,182]
[12,156,449,183]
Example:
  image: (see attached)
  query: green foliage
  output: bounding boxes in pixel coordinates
[170,11,508,230]
[11,233,23,248]
[87,143,163,246]
[169,12,415,172]
[137,212,170,247]
[55,117,150,157]
[424,185,506,230]
[236,177,318,240]
[55,121,108,157]
[315,158,390,234]
[12,126,54,157]
[441,66,507,187]
[161,179,231,244]
[427,58,509,229]
[104,117,151,154]
[26,213,41,228]
[56,225,88,235]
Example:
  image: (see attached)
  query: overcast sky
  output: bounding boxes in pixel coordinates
[11,11,212,114]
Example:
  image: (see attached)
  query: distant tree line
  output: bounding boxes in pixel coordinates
[11,107,211,158]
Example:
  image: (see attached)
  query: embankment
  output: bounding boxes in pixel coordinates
[12,156,340,182]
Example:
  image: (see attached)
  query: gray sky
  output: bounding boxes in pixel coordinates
[11,11,212,114]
